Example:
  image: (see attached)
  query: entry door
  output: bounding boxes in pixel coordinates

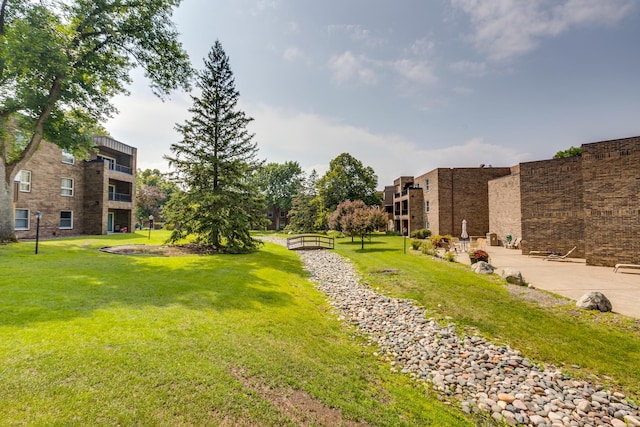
[107,212,114,233]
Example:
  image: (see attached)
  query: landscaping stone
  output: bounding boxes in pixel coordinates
[576,291,613,312]
[258,236,639,427]
[471,261,494,274]
[500,268,524,285]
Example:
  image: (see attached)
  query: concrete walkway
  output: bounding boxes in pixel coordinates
[456,245,640,319]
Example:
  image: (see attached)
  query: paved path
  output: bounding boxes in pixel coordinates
[457,246,640,319]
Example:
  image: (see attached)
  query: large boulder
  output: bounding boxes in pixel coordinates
[576,291,612,312]
[500,268,524,285]
[471,261,494,274]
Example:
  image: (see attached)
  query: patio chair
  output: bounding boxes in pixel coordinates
[543,246,576,261]
[506,237,521,249]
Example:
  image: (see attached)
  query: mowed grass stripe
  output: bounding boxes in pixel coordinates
[0,232,471,426]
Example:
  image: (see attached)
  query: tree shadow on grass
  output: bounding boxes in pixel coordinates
[0,243,305,327]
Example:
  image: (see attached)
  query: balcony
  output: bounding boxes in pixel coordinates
[108,192,132,202]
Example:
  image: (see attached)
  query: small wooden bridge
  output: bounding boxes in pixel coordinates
[286,234,334,250]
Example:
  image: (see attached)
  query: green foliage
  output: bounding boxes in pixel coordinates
[163,41,266,253]
[316,153,380,212]
[442,251,457,262]
[410,228,432,239]
[255,161,304,230]
[553,146,582,159]
[328,200,387,248]
[0,0,192,241]
[136,168,179,221]
[420,240,438,256]
[410,239,422,250]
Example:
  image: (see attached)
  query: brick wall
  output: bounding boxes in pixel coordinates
[417,170,439,233]
[520,157,584,257]
[582,136,640,266]
[488,165,521,245]
[14,142,86,239]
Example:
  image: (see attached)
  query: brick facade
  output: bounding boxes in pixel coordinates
[519,157,584,257]
[389,167,511,237]
[13,137,136,239]
[582,136,640,266]
[488,165,521,245]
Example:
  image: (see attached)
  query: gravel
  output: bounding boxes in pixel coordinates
[260,237,640,427]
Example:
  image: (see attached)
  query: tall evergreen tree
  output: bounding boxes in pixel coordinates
[164,41,266,253]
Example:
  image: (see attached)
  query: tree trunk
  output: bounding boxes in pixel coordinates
[0,161,16,242]
[275,206,280,231]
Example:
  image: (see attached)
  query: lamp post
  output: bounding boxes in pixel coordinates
[35,211,42,254]
[148,214,154,240]
[403,227,408,254]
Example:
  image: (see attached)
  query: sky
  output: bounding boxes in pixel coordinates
[105,0,640,189]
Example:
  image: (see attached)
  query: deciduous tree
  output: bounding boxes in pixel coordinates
[316,153,380,213]
[163,41,266,253]
[256,161,304,230]
[0,0,191,241]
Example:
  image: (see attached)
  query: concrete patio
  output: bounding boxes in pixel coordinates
[455,245,640,319]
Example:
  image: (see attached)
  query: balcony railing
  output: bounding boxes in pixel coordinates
[112,163,132,174]
[108,192,132,202]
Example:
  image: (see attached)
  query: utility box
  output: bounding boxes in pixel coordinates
[486,233,498,246]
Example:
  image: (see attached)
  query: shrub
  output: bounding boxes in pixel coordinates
[410,228,432,239]
[385,230,402,236]
[442,251,457,262]
[410,239,422,250]
[429,235,451,248]
[420,241,438,256]
[469,249,489,264]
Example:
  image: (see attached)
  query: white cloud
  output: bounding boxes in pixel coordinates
[451,0,635,61]
[327,24,386,48]
[393,59,437,85]
[283,47,305,62]
[450,60,487,77]
[245,104,526,186]
[327,51,377,85]
[406,38,435,56]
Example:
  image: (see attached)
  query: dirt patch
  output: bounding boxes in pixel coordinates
[100,243,218,256]
[506,284,572,308]
[231,368,367,426]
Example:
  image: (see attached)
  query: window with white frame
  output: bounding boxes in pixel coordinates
[18,170,31,192]
[61,178,74,196]
[60,211,73,229]
[424,179,430,191]
[424,200,430,212]
[62,150,74,164]
[15,209,29,230]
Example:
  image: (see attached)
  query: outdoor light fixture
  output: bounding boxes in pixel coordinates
[35,211,42,254]
[148,215,154,240]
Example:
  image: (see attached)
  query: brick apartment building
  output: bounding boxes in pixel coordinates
[489,136,640,267]
[385,136,638,267]
[13,136,137,239]
[385,167,512,237]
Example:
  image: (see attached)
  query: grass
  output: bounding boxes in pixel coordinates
[0,232,471,426]
[331,233,640,401]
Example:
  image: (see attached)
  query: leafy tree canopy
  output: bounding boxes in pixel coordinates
[553,146,582,159]
[316,153,380,212]
[0,0,192,241]
[256,161,304,210]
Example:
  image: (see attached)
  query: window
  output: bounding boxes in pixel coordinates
[268,211,273,218]
[62,150,74,164]
[424,200,430,212]
[97,155,116,170]
[60,211,73,229]
[15,209,29,230]
[425,221,430,230]
[424,179,430,191]
[61,178,74,196]
[18,170,31,192]
[280,210,286,217]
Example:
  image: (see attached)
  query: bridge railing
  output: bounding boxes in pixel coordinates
[286,234,334,250]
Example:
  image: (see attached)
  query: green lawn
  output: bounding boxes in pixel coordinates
[331,234,640,401]
[0,232,471,426]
